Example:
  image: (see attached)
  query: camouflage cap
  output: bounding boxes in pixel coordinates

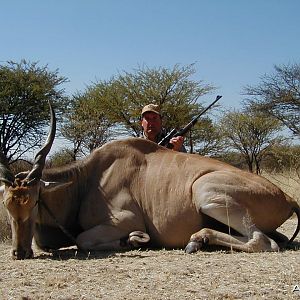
[141,104,161,117]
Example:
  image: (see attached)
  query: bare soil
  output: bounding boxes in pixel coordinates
[0,217,299,300]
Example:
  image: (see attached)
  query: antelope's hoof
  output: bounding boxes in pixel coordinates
[185,241,202,254]
[128,231,150,247]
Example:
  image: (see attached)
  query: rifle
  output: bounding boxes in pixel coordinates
[158,95,222,148]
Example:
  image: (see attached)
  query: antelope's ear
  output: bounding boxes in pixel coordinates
[40,180,73,194]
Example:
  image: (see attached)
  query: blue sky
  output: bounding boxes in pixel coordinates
[1,0,299,110]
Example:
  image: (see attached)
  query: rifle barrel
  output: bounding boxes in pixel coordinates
[158,95,222,146]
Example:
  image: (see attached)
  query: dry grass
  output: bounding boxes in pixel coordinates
[0,171,299,299]
[262,170,300,204]
[0,218,299,299]
[0,201,11,242]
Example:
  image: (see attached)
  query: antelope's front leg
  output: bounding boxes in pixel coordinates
[76,226,150,251]
[76,210,149,251]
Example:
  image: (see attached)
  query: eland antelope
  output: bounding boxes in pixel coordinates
[0,102,299,259]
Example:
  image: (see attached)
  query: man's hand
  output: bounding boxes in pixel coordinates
[169,136,184,151]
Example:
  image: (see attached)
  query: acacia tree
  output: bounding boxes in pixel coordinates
[220,110,284,174]
[61,92,113,158]
[244,63,300,137]
[89,64,215,139]
[191,118,225,156]
[62,64,218,155]
[0,60,68,163]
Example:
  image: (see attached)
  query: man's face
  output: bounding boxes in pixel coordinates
[141,112,162,141]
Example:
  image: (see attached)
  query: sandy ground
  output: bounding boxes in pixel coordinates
[0,217,299,300]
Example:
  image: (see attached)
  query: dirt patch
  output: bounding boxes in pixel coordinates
[0,218,299,299]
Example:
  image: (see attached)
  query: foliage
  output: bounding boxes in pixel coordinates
[89,64,215,138]
[9,159,32,174]
[0,60,68,163]
[220,110,284,174]
[48,148,76,167]
[262,144,300,173]
[215,151,248,170]
[244,63,300,137]
[62,64,216,155]
[0,201,11,242]
[189,118,225,156]
[61,92,113,157]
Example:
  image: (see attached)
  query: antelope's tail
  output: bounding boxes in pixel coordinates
[287,202,300,244]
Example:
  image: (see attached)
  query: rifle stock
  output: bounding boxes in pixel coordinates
[158,95,222,147]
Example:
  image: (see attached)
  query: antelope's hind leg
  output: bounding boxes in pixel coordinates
[185,202,280,253]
